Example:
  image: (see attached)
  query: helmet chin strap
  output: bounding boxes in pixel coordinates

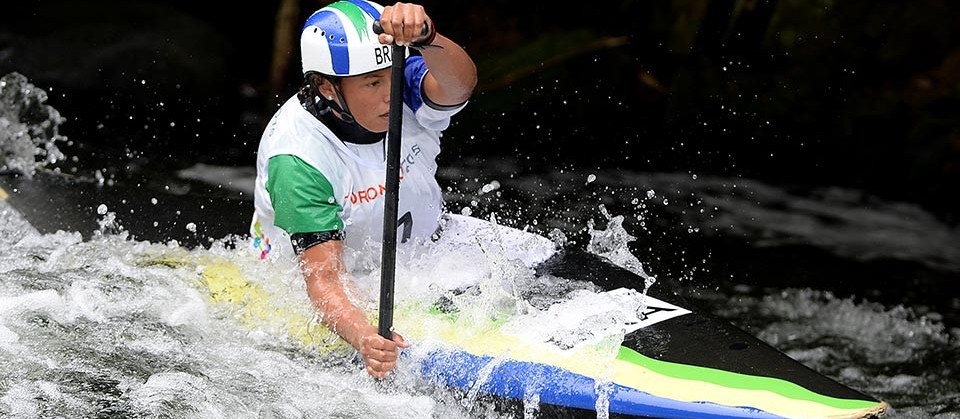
[299,73,385,145]
[321,79,357,125]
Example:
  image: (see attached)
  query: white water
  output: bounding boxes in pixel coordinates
[0,196,659,418]
[3,72,959,418]
[0,73,656,418]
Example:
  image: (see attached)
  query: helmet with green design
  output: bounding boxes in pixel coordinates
[301,0,390,77]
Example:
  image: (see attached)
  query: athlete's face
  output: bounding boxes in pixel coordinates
[336,68,392,133]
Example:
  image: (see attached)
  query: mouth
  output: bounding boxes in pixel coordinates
[379,112,390,119]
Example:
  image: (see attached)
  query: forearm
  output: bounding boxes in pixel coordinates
[299,241,375,350]
[421,34,478,105]
[305,275,375,350]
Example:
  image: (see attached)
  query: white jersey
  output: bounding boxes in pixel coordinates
[251,57,466,259]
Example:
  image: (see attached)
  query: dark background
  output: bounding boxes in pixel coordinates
[2,0,959,221]
[4,3,959,411]
[3,3,960,409]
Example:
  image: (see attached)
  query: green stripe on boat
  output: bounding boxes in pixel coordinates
[617,346,876,410]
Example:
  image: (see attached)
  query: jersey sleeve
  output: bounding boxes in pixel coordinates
[403,54,468,131]
[266,154,344,236]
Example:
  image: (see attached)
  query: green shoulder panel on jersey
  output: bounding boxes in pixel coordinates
[267,154,344,235]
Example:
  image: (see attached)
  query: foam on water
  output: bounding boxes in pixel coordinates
[0,188,661,418]
[0,200,516,418]
[1,171,646,419]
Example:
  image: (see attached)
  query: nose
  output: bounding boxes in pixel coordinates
[382,79,392,103]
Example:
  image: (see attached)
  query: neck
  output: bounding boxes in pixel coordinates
[298,87,384,145]
[319,108,384,145]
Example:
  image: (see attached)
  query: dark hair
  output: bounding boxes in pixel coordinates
[299,72,346,119]
[304,72,340,89]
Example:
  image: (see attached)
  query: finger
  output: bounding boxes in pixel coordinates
[378,33,393,45]
[369,352,397,362]
[374,346,399,362]
[364,357,383,374]
[374,337,399,352]
[401,6,416,43]
[392,332,410,348]
[386,3,408,44]
[365,356,397,371]
[406,6,425,43]
[365,359,397,376]
[378,5,394,33]
[386,9,404,44]
[410,7,427,42]
[361,346,397,362]
[379,359,397,371]
[361,334,397,349]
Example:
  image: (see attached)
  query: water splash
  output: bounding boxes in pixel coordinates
[586,204,657,294]
[460,354,509,410]
[522,390,540,419]
[0,200,505,418]
[94,205,125,238]
[594,379,615,419]
[0,73,66,176]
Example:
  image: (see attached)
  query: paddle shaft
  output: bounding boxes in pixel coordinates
[376,29,407,340]
[373,20,431,340]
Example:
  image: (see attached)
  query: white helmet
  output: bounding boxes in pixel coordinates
[301,0,392,77]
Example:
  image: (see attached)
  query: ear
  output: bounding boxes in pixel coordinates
[315,78,336,101]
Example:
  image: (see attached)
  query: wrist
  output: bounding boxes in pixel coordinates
[419,21,437,46]
[352,323,379,349]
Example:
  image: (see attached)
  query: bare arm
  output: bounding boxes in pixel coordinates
[378,3,478,106]
[419,34,478,106]
[300,240,408,377]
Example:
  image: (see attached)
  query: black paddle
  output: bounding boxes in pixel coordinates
[372,20,429,341]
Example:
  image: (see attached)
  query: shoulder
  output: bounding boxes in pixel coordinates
[267,154,330,186]
[400,56,468,131]
[259,98,342,168]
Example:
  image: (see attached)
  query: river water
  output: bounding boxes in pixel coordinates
[2,72,959,418]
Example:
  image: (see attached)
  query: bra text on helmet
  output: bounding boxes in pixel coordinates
[374,45,392,65]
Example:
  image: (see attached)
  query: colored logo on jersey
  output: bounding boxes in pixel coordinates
[343,144,423,207]
[345,183,388,205]
[251,218,272,260]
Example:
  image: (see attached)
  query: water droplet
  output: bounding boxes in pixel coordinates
[186,222,197,233]
[150,198,158,205]
[586,174,596,184]
[97,204,108,215]
[461,207,473,216]
[480,180,500,194]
